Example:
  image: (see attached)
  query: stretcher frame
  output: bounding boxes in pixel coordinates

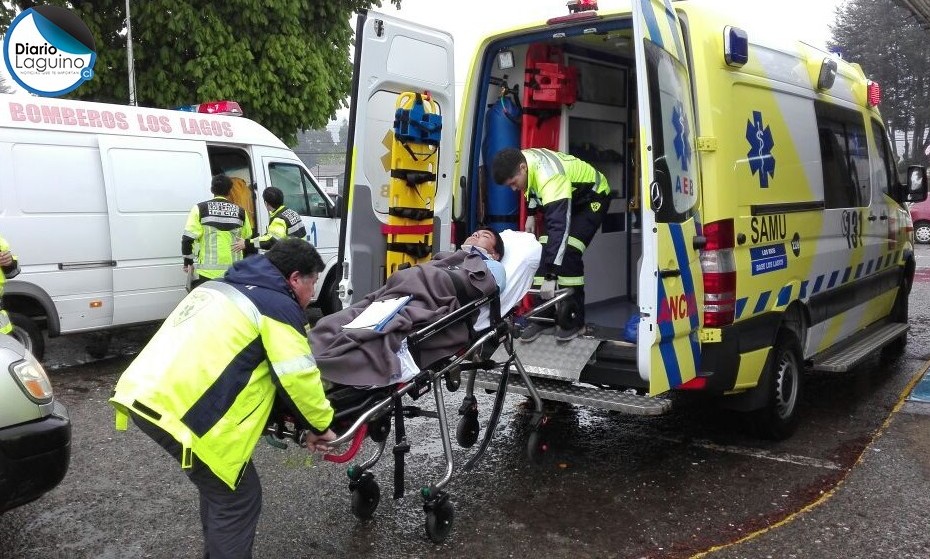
[264,289,575,543]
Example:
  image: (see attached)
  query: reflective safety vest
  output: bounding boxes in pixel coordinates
[522,148,610,271]
[110,256,333,489]
[522,148,610,207]
[0,235,18,335]
[182,196,253,280]
[253,205,307,251]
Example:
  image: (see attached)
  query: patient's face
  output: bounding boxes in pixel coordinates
[463,229,501,260]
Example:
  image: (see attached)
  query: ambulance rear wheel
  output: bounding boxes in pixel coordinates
[9,312,44,361]
[755,331,802,440]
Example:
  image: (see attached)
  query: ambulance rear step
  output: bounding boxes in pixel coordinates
[811,321,909,372]
[471,370,672,415]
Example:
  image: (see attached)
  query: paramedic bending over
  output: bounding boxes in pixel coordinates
[492,147,610,342]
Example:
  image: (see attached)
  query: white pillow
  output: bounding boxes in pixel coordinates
[474,229,541,329]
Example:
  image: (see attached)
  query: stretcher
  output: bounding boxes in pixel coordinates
[264,290,578,543]
[264,231,559,543]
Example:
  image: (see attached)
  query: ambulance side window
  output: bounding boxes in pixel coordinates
[815,102,869,208]
[870,119,895,197]
[268,163,329,218]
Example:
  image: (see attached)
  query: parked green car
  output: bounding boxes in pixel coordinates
[0,335,70,513]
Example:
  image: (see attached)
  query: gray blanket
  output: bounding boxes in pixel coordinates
[310,250,498,386]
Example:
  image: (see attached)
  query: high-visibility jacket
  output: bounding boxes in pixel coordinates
[522,148,610,272]
[182,196,253,280]
[110,255,333,489]
[0,235,19,335]
[252,205,307,251]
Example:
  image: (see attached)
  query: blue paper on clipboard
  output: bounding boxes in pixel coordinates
[342,295,412,332]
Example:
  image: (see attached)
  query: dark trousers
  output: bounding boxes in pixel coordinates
[132,414,262,559]
[537,195,611,328]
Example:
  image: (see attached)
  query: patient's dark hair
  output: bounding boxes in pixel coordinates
[265,238,324,278]
[491,147,526,184]
[479,227,505,260]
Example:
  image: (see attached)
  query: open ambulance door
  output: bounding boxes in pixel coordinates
[338,10,455,304]
[631,0,704,395]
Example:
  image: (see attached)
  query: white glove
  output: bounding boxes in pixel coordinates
[524,215,536,235]
[539,278,557,300]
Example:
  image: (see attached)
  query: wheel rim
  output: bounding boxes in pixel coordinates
[774,349,799,419]
[915,224,930,243]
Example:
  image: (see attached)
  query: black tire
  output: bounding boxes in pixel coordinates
[754,330,803,440]
[526,429,550,463]
[424,499,454,544]
[318,275,342,316]
[350,477,380,520]
[455,414,480,448]
[8,312,44,361]
[86,331,112,360]
[882,273,911,358]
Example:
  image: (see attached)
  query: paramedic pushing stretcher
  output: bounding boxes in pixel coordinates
[110,238,336,558]
[492,147,610,342]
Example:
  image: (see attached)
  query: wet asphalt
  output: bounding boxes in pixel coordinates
[1,247,929,558]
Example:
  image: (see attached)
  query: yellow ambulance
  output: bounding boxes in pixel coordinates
[339,0,928,438]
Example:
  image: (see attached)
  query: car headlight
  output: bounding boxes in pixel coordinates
[10,354,53,403]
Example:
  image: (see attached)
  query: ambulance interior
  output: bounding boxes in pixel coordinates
[465,21,642,346]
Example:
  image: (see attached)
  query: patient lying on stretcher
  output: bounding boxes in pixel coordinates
[310,229,541,388]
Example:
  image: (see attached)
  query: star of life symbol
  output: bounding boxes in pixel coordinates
[672,103,691,172]
[746,110,775,188]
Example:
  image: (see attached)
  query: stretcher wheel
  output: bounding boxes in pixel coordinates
[424,496,454,543]
[526,429,549,463]
[455,413,480,448]
[349,472,380,519]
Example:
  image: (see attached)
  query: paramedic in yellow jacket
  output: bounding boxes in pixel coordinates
[182,174,254,289]
[110,238,336,558]
[251,186,308,251]
[493,147,611,342]
[0,235,20,335]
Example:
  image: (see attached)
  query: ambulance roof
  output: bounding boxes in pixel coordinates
[0,94,289,149]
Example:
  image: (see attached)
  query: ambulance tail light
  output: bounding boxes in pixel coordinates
[867,80,881,107]
[701,219,736,327]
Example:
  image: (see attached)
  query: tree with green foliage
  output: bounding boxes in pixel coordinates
[0,0,400,145]
[830,0,930,165]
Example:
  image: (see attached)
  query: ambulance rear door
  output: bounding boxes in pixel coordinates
[631,0,704,395]
[339,10,455,303]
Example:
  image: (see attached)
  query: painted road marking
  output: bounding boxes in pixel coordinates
[625,431,843,470]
